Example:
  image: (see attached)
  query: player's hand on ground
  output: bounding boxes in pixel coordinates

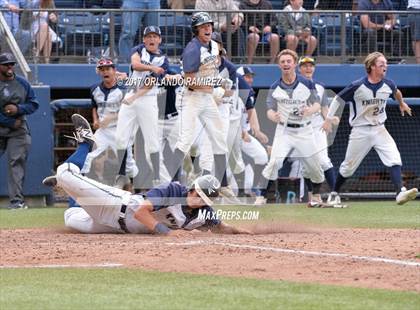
[3,104,18,116]
[255,130,269,144]
[166,229,196,237]
[267,110,282,123]
[399,102,412,116]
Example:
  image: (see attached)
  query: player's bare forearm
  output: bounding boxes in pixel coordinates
[395,89,405,105]
[133,200,159,231]
[210,222,252,234]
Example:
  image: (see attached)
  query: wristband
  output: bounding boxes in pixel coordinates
[154,222,170,235]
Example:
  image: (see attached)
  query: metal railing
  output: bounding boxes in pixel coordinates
[0,9,418,64]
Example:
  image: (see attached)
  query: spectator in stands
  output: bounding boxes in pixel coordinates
[118,0,160,62]
[278,0,317,56]
[195,0,245,58]
[30,0,58,64]
[240,0,280,64]
[408,0,420,63]
[358,0,396,54]
[0,53,39,209]
[0,0,25,34]
[167,0,195,9]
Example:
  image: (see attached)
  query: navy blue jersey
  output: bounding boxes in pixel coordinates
[0,75,39,128]
[143,182,220,230]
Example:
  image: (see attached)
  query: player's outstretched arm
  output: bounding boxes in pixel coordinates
[210,222,252,234]
[395,89,412,116]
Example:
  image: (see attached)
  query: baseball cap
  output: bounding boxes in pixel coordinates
[236,66,255,76]
[96,58,115,68]
[0,53,16,65]
[143,26,161,37]
[298,56,316,66]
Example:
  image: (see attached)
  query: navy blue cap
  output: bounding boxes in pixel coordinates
[236,66,255,76]
[143,26,161,36]
[0,53,16,65]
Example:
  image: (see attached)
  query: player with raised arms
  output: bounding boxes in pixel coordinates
[323,52,418,206]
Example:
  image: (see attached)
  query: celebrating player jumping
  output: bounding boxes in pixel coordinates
[323,52,418,206]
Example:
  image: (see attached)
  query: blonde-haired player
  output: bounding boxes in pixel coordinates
[323,52,418,205]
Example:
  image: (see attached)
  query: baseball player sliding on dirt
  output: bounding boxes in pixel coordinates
[43,114,250,235]
[323,52,418,206]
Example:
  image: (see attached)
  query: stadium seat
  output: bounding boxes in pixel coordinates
[312,14,355,56]
[58,12,105,56]
[159,13,192,57]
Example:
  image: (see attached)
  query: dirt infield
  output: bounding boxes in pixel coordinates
[1,225,419,292]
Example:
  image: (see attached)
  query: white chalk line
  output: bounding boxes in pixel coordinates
[167,240,420,267]
[0,263,123,269]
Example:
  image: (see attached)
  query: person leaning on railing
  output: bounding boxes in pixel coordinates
[195,0,245,58]
[277,0,318,56]
[358,0,397,54]
[240,0,280,64]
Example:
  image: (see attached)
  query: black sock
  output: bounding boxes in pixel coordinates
[334,172,347,193]
[117,149,127,176]
[324,167,336,191]
[304,177,313,192]
[214,154,227,186]
[390,165,403,193]
[312,182,322,195]
[260,178,274,197]
[150,152,160,180]
[234,171,245,196]
[191,155,201,174]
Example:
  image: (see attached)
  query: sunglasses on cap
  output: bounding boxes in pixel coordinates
[96,58,114,68]
[298,57,315,66]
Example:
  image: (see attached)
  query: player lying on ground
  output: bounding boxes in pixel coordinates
[323,52,418,206]
[43,114,250,235]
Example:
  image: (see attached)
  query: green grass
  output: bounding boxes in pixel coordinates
[218,201,420,229]
[0,268,419,310]
[0,201,419,230]
[0,207,64,229]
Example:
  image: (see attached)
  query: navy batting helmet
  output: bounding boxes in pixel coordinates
[191,12,213,32]
[193,175,220,206]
